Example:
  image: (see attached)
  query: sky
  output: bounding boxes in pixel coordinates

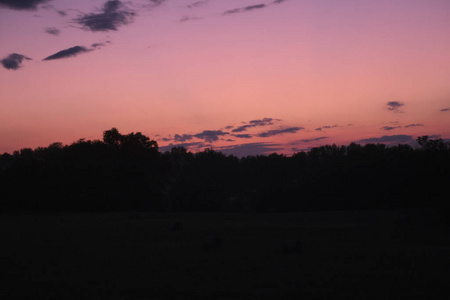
[1,0,449,156]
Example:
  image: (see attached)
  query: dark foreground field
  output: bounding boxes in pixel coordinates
[1,209,449,299]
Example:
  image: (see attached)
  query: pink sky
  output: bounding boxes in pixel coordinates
[1,0,449,156]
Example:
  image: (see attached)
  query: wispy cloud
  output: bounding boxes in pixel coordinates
[441,108,450,112]
[44,27,60,35]
[233,134,253,139]
[0,0,49,10]
[381,126,401,131]
[187,0,208,8]
[258,127,304,137]
[315,124,338,131]
[357,135,414,144]
[300,137,328,143]
[231,117,277,132]
[217,142,284,157]
[74,0,135,32]
[180,15,200,22]
[404,124,424,128]
[43,46,90,61]
[223,3,266,15]
[1,53,31,70]
[386,101,404,113]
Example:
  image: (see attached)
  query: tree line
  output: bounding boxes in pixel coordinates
[1,128,449,216]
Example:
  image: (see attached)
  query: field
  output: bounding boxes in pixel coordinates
[1,209,449,299]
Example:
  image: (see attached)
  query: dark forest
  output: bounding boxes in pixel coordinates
[1,128,449,217]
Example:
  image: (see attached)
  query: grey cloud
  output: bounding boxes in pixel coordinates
[180,15,200,22]
[301,137,328,143]
[381,126,401,131]
[45,27,60,35]
[273,0,288,3]
[148,0,166,5]
[188,0,208,8]
[232,125,253,133]
[223,8,242,15]
[174,134,193,142]
[0,0,49,10]
[244,4,266,11]
[232,117,277,132]
[357,135,414,144]
[217,142,284,158]
[91,41,111,48]
[441,108,450,112]
[223,4,266,15]
[315,124,338,131]
[1,53,31,70]
[194,130,229,143]
[404,124,424,128]
[43,46,89,61]
[74,0,135,32]
[249,117,275,126]
[258,127,304,138]
[234,134,253,139]
[387,101,404,112]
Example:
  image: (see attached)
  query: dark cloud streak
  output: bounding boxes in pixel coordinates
[258,127,303,138]
[43,46,89,61]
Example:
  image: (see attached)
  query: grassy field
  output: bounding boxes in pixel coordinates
[1,209,449,299]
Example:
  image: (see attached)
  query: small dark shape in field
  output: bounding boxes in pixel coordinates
[171,221,183,231]
[202,236,222,251]
[282,238,302,254]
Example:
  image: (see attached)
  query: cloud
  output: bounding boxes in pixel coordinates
[232,117,277,132]
[223,3,266,15]
[315,124,338,131]
[249,117,275,126]
[232,125,253,133]
[0,0,49,10]
[43,46,89,61]
[300,137,328,143]
[1,53,31,70]
[244,4,266,11]
[357,135,414,144]
[217,142,284,157]
[44,27,60,35]
[386,101,404,113]
[188,0,208,8]
[148,0,166,5]
[273,0,288,3]
[441,108,450,112]
[381,126,401,131]
[194,130,229,143]
[91,41,111,48]
[180,15,200,22]
[74,0,135,32]
[258,127,304,138]
[234,134,253,139]
[174,134,193,142]
[404,124,424,128]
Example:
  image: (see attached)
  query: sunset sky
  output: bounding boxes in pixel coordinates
[1,0,449,156]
